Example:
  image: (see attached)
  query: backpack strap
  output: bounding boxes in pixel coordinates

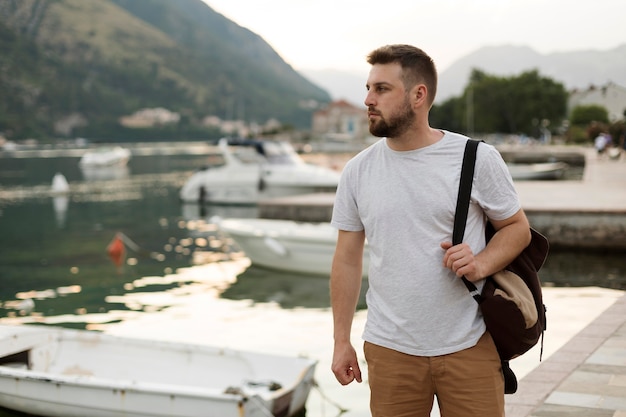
[452,139,482,303]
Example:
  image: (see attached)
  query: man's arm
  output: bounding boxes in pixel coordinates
[330,229,365,385]
[441,208,531,281]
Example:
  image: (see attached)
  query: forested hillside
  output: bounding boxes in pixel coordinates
[0,0,331,141]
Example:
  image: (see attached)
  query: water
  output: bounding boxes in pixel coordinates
[0,146,624,417]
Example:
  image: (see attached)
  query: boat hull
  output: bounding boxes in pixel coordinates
[507,162,569,180]
[218,218,369,277]
[0,325,316,417]
[179,139,340,205]
[180,166,338,204]
[79,147,131,168]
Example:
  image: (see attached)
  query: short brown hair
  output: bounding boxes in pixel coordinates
[367,44,438,105]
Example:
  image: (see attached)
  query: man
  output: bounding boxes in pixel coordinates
[330,44,531,417]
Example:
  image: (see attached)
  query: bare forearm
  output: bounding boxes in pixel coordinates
[330,262,362,344]
[330,257,364,385]
[476,210,531,278]
[442,209,532,281]
[330,230,365,342]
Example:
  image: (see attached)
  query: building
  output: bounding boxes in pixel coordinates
[311,100,369,141]
[119,107,181,128]
[568,82,626,122]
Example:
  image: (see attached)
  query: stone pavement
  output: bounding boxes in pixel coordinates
[506,292,626,417]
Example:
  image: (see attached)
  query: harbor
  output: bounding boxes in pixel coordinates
[0,143,624,417]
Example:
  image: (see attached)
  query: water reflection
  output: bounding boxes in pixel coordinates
[542,251,626,290]
[180,202,259,222]
[222,265,368,309]
[52,195,69,228]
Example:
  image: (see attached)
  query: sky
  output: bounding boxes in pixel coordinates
[203,0,625,75]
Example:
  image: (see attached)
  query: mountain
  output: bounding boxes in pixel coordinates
[301,68,368,108]
[438,44,626,102]
[0,0,331,140]
[302,44,626,105]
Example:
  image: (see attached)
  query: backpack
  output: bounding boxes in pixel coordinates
[453,139,549,394]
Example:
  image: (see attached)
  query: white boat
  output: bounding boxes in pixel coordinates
[216,217,369,277]
[79,146,132,168]
[0,324,317,417]
[507,161,569,180]
[80,165,130,181]
[179,139,340,205]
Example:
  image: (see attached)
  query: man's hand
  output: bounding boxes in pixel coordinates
[440,241,482,282]
[331,341,362,385]
[441,209,531,283]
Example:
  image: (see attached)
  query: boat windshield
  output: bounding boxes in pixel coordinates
[226,140,303,165]
[262,142,302,165]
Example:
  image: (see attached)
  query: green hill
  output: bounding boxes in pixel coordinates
[0,0,331,141]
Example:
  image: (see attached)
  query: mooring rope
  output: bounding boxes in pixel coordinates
[246,395,276,417]
[313,379,349,416]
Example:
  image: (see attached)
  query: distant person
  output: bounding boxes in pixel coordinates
[594,132,610,155]
[330,44,531,417]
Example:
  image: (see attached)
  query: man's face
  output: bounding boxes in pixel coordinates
[365,63,415,138]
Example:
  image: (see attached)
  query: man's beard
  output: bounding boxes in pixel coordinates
[369,96,414,138]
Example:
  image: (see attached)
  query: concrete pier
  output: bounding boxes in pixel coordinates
[505,291,626,417]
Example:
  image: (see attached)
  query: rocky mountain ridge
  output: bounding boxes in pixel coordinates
[0,0,330,140]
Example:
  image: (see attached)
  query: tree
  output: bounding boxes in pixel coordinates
[430,96,464,133]
[469,69,568,136]
[570,104,609,125]
[431,69,568,137]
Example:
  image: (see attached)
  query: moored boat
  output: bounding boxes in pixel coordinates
[507,161,569,180]
[0,324,317,417]
[216,217,369,277]
[79,146,132,168]
[179,139,340,205]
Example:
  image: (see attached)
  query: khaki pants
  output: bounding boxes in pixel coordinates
[364,332,504,417]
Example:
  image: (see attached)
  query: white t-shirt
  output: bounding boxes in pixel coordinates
[331,131,521,356]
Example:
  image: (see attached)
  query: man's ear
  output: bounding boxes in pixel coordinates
[412,84,429,108]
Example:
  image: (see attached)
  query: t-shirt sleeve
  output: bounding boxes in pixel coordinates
[473,144,522,221]
[330,160,364,232]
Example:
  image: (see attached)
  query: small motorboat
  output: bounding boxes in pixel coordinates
[79,146,132,168]
[179,139,340,205]
[80,165,130,181]
[0,324,317,417]
[216,217,369,277]
[507,161,569,180]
